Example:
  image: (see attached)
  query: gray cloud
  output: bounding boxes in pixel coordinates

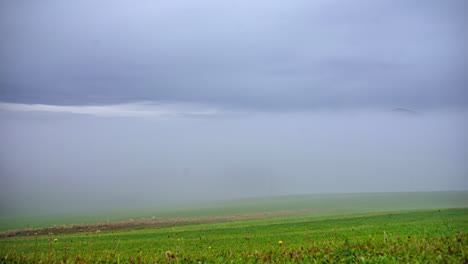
[1,0,466,109]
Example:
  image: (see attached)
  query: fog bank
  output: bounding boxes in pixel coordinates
[1,107,466,215]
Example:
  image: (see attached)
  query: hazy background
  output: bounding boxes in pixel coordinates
[0,0,467,216]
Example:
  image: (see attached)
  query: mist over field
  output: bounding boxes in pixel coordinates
[1,108,466,215]
[0,0,467,217]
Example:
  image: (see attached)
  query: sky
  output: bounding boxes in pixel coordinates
[0,0,467,215]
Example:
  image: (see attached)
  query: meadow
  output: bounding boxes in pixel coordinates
[0,191,467,263]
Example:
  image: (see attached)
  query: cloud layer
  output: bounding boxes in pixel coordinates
[1,0,467,109]
[0,102,219,117]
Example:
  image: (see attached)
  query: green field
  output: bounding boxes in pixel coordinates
[1,191,467,233]
[0,191,467,263]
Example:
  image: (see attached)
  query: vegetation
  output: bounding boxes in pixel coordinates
[0,206,467,263]
[1,191,467,233]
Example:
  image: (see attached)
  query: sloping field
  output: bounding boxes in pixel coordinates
[0,208,467,263]
[0,191,467,233]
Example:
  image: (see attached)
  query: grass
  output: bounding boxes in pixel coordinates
[1,191,467,232]
[0,191,467,263]
[0,208,467,263]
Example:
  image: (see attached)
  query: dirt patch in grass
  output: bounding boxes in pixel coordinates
[0,209,317,238]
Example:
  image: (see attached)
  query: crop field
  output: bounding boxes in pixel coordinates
[0,192,467,263]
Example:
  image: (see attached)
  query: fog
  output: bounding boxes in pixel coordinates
[0,107,466,215]
[0,0,467,216]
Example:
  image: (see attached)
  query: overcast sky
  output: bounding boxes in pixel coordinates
[0,0,467,215]
[1,0,467,109]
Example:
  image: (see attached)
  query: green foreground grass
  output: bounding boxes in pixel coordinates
[1,208,467,263]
